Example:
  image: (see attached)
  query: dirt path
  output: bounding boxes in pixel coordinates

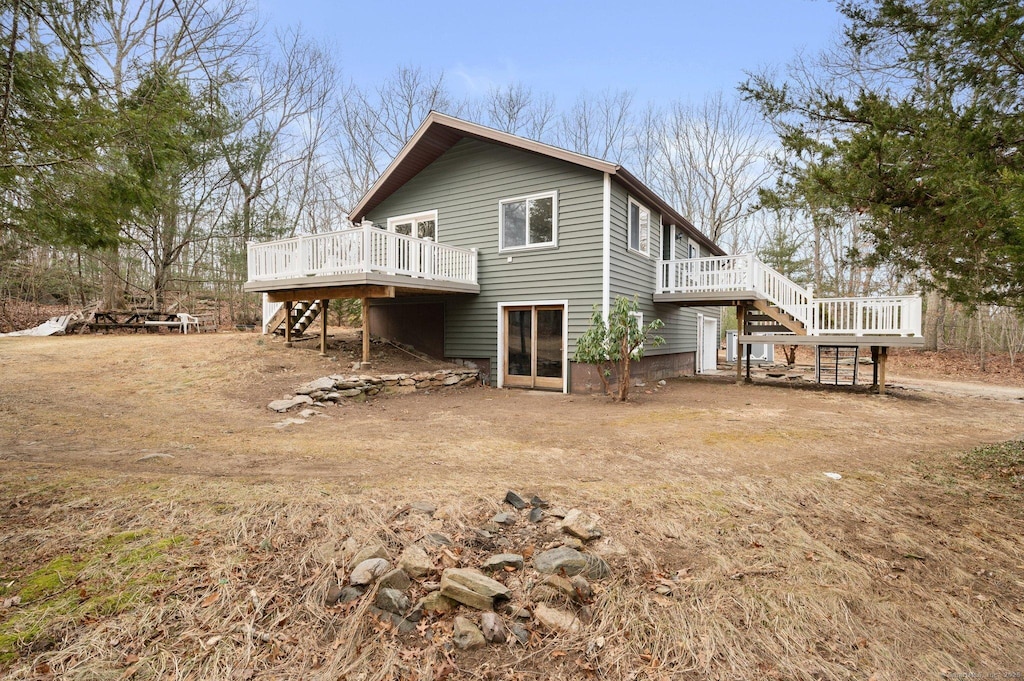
[1,333,1022,490]
[889,374,1024,402]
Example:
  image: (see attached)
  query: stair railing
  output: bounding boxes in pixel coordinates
[751,256,816,335]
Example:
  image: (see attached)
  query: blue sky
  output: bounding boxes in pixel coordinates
[259,0,844,105]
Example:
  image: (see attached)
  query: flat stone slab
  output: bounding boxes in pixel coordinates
[561,509,602,540]
[398,545,434,578]
[267,395,314,412]
[482,553,524,572]
[533,547,610,579]
[295,377,336,395]
[440,568,511,611]
[533,602,581,633]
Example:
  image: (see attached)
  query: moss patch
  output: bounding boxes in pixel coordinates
[0,622,42,664]
[0,534,184,668]
[17,556,85,603]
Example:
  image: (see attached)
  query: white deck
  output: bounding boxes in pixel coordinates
[246,226,478,290]
[656,254,923,338]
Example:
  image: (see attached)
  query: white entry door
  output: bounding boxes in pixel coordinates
[696,314,718,373]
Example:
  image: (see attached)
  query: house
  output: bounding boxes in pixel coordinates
[245,112,923,393]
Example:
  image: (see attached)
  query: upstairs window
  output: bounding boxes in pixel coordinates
[674,229,699,258]
[500,191,557,251]
[628,198,651,256]
[387,211,437,240]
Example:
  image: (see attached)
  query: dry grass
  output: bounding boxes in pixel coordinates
[1,465,1023,680]
[1,333,1023,679]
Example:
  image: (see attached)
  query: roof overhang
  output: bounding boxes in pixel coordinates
[348,111,725,257]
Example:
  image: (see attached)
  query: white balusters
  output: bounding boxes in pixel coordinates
[658,254,922,336]
[247,226,477,285]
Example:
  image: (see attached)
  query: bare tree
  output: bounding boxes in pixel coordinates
[368,66,458,151]
[655,92,774,250]
[220,27,337,241]
[333,82,386,212]
[333,66,461,212]
[629,103,663,185]
[484,82,555,139]
[557,89,634,161]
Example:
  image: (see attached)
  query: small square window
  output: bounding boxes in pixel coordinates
[500,192,557,251]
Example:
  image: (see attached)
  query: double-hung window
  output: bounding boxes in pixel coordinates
[628,198,651,256]
[500,191,557,251]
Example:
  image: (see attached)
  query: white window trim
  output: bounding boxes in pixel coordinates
[387,210,438,240]
[661,223,675,261]
[498,190,559,253]
[629,311,645,355]
[627,197,652,257]
[688,237,700,259]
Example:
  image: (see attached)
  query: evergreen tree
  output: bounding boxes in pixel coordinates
[744,0,1024,308]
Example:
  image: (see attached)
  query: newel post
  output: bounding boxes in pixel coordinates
[361,223,372,273]
[746,253,758,292]
[806,284,815,335]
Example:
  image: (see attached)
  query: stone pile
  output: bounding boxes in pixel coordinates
[316,491,621,651]
[268,368,479,413]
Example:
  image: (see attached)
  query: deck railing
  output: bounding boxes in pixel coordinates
[658,253,921,337]
[247,226,478,285]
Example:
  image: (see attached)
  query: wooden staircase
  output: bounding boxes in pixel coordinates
[744,300,807,335]
[266,300,323,337]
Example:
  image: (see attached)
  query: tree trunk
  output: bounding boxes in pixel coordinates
[978,307,987,372]
[923,289,941,351]
[101,248,122,310]
[617,336,631,402]
[783,345,798,365]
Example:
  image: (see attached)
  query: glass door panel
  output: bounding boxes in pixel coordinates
[505,308,533,386]
[417,219,435,240]
[534,308,563,388]
[503,305,564,390]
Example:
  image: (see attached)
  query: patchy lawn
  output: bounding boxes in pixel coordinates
[0,333,1022,680]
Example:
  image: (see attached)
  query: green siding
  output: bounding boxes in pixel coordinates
[608,181,720,354]
[365,138,604,384]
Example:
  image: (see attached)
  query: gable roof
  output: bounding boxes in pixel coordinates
[348,111,725,257]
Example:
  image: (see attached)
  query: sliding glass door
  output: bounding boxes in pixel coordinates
[503,305,564,390]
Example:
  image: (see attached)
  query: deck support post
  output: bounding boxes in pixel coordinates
[870,346,879,388]
[735,304,745,385]
[319,299,329,357]
[284,301,293,347]
[745,344,752,383]
[877,346,888,395]
[361,297,371,368]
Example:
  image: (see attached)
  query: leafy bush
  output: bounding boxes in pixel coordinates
[574,296,664,401]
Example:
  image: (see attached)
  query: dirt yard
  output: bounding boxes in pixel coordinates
[1,331,1023,680]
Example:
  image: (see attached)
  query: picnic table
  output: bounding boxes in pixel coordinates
[89,311,201,334]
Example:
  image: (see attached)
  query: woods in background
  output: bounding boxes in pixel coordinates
[2,0,1022,366]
